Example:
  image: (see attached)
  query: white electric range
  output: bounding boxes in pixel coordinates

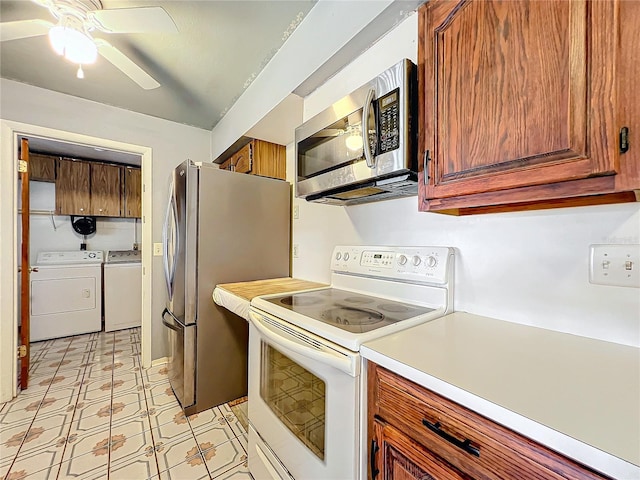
[247,245,454,480]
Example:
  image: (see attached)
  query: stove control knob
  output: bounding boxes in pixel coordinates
[344,252,350,261]
[412,255,421,266]
[336,252,342,261]
[398,254,408,266]
[426,255,438,268]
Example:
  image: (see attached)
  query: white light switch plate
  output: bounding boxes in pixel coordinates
[589,244,640,287]
[153,243,163,256]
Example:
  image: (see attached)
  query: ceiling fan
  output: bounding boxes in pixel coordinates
[0,0,178,89]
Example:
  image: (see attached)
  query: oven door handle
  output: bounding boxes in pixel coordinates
[249,310,358,377]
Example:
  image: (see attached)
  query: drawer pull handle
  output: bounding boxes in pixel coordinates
[422,419,480,457]
[370,439,380,479]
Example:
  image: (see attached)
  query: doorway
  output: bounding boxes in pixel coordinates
[0,120,153,403]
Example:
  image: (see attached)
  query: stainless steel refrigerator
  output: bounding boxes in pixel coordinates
[162,160,290,415]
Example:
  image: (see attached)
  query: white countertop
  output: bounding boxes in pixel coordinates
[361,312,640,480]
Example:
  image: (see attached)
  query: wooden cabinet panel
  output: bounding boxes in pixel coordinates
[418,0,638,213]
[373,420,470,480]
[368,363,610,480]
[123,167,141,218]
[218,140,286,180]
[29,153,56,182]
[90,163,121,216]
[56,159,91,215]
[252,140,286,180]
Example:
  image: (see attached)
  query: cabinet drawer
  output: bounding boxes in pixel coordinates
[370,364,609,480]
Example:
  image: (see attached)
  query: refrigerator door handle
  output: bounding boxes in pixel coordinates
[162,308,184,331]
[162,182,178,298]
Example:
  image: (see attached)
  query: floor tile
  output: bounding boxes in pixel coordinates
[147,402,187,432]
[11,413,73,461]
[157,456,211,480]
[0,422,31,463]
[30,387,80,422]
[108,425,155,465]
[0,395,41,427]
[59,423,111,463]
[143,365,171,384]
[55,450,109,479]
[5,445,64,479]
[212,461,251,480]
[153,430,201,474]
[109,450,159,480]
[202,438,247,478]
[218,403,247,437]
[145,382,180,410]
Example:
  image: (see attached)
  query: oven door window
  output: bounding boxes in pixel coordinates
[260,342,326,460]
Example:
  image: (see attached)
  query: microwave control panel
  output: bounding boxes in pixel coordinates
[377,88,400,154]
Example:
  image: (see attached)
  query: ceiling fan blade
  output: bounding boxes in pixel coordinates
[96,39,160,90]
[1,19,53,42]
[91,7,177,34]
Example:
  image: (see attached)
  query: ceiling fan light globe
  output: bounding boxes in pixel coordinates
[48,26,67,56]
[48,26,98,65]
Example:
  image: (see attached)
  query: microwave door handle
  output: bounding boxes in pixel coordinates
[362,87,377,168]
[249,310,357,377]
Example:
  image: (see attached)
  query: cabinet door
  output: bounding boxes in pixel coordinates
[252,139,286,180]
[419,0,619,208]
[56,159,91,215]
[29,153,56,182]
[124,167,142,218]
[228,142,253,173]
[372,420,470,480]
[91,163,121,216]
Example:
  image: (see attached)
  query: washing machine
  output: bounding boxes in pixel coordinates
[103,250,142,332]
[30,250,104,342]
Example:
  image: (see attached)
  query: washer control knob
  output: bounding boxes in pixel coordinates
[426,255,438,268]
[412,255,421,266]
[336,252,342,261]
[398,254,408,266]
[88,252,96,258]
[344,252,350,261]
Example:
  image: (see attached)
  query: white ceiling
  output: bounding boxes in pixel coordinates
[0,0,317,130]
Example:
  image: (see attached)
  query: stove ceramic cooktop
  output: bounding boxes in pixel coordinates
[264,288,435,334]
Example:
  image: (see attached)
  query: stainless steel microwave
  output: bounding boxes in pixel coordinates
[295,59,417,206]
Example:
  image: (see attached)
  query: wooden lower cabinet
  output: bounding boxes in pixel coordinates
[368,363,611,480]
[373,420,470,480]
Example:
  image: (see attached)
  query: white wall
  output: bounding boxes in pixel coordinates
[1,79,211,361]
[291,14,640,348]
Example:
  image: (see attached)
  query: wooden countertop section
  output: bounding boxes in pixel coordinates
[216,277,327,301]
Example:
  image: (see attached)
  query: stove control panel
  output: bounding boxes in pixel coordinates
[331,245,453,284]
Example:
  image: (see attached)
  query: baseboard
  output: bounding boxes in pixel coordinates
[151,356,168,367]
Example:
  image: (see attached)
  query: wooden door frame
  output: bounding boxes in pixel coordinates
[0,120,153,403]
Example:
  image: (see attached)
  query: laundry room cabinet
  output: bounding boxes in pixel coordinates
[123,166,142,218]
[418,0,639,214]
[56,159,123,216]
[56,158,91,215]
[29,153,57,182]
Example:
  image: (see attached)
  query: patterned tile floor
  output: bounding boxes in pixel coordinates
[0,328,251,480]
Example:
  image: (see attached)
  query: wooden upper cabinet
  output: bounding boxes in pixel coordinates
[124,167,142,218]
[419,0,638,213]
[228,143,253,174]
[219,140,286,180]
[90,163,121,216]
[252,139,286,180]
[56,159,91,215]
[29,153,57,182]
